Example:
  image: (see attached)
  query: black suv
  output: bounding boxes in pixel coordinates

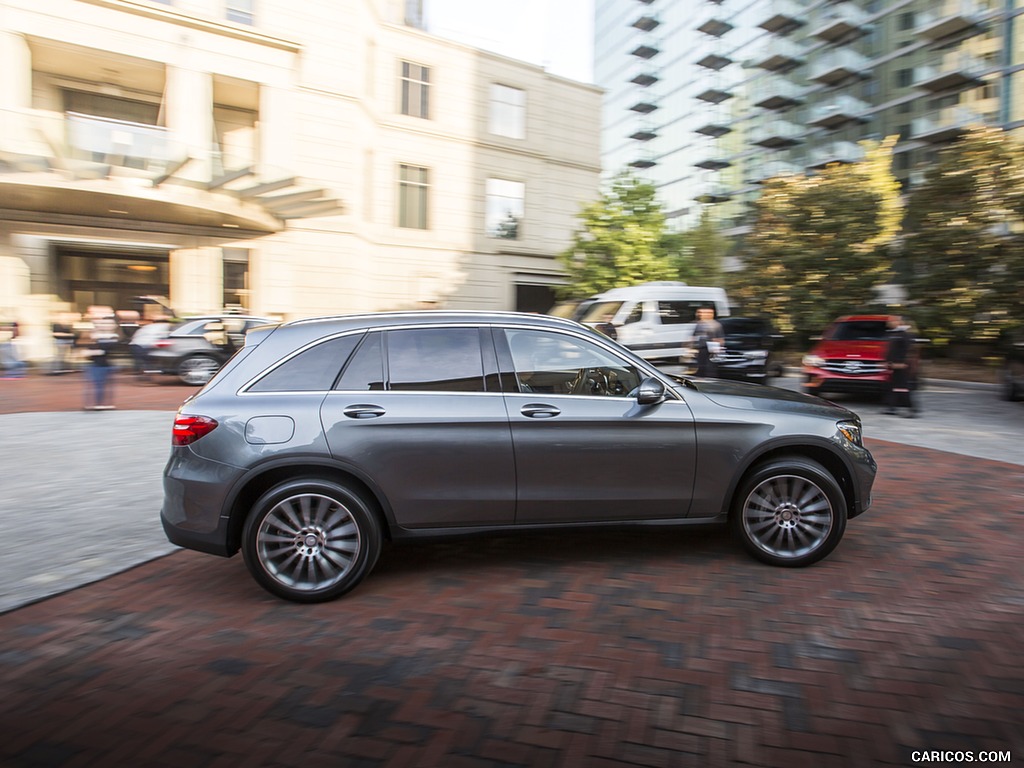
[147,314,273,385]
[715,317,783,384]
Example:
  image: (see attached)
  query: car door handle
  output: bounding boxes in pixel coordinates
[343,404,386,419]
[521,403,561,419]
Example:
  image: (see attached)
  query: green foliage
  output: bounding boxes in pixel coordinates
[667,207,727,287]
[903,126,1024,346]
[728,138,901,342]
[557,173,680,299]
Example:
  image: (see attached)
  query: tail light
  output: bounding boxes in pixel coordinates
[154,340,173,348]
[172,415,218,446]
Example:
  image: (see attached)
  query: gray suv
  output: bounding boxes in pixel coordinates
[161,311,877,602]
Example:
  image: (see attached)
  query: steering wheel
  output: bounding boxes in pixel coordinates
[570,368,609,396]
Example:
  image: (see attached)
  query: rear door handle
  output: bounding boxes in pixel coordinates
[343,404,386,419]
[520,403,561,419]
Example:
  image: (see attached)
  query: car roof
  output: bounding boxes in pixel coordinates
[284,310,583,332]
[832,315,892,323]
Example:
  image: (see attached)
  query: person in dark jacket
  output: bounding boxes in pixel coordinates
[83,316,121,410]
[884,314,918,417]
[693,307,725,377]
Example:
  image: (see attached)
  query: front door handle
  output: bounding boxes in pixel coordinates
[343,404,386,419]
[521,403,561,419]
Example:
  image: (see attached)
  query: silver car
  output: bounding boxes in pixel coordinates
[161,311,876,603]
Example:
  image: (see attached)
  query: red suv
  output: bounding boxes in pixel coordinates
[801,315,904,398]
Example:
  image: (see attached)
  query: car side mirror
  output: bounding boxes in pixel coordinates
[636,376,667,406]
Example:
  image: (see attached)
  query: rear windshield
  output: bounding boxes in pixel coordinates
[828,320,888,341]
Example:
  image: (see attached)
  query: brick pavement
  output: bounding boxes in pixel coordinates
[0,369,198,414]
[1,441,1021,767]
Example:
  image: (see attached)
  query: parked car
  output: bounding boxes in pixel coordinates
[712,316,784,384]
[801,315,917,399]
[161,311,877,603]
[572,282,731,364]
[147,314,273,385]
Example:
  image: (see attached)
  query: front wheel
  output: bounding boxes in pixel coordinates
[242,478,382,602]
[731,458,846,567]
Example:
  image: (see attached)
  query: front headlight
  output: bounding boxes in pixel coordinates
[803,354,825,368]
[837,420,863,447]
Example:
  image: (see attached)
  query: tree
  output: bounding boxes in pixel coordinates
[728,138,901,342]
[557,173,678,298]
[667,207,727,287]
[903,126,1024,347]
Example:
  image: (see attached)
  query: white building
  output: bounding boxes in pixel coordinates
[0,0,601,357]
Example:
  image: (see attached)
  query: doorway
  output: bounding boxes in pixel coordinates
[55,247,170,315]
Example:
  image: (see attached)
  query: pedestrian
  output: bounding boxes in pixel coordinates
[0,320,27,379]
[83,315,121,410]
[883,314,918,418]
[128,316,170,377]
[693,306,725,377]
[49,312,78,374]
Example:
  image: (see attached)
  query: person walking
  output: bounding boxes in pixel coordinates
[883,314,918,418]
[693,306,725,377]
[83,315,121,410]
[0,320,27,379]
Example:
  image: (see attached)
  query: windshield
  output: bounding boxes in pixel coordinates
[579,301,625,324]
[828,320,888,341]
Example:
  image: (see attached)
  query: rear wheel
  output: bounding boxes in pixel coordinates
[177,355,220,386]
[242,478,382,602]
[731,457,846,567]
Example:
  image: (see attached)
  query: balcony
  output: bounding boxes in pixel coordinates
[628,63,660,87]
[915,1,988,43]
[758,0,807,34]
[0,108,342,232]
[694,156,732,171]
[807,94,869,128]
[629,100,659,114]
[809,48,872,85]
[914,54,986,93]
[696,52,733,71]
[810,4,870,43]
[630,129,658,142]
[696,86,734,104]
[752,78,805,110]
[695,120,733,138]
[748,160,801,183]
[697,16,733,37]
[750,118,804,148]
[694,186,733,204]
[632,14,661,32]
[629,157,657,169]
[911,106,985,143]
[630,43,660,60]
[752,37,806,72]
[808,141,865,168]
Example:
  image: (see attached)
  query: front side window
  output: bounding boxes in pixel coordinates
[388,328,485,392]
[489,84,525,139]
[400,61,430,119]
[505,329,642,398]
[486,179,525,239]
[226,0,254,24]
[398,164,429,229]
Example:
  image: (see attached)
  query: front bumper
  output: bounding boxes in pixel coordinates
[803,368,889,394]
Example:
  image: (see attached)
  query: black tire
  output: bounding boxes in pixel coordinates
[1001,368,1021,402]
[731,457,847,567]
[177,354,220,386]
[242,478,382,603]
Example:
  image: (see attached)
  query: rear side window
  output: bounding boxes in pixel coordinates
[249,334,363,392]
[387,328,486,392]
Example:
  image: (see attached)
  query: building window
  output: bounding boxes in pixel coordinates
[223,248,250,310]
[897,12,915,31]
[981,81,1000,100]
[490,84,525,139]
[405,0,425,28]
[398,164,429,229]
[486,179,525,240]
[895,68,914,88]
[226,0,254,25]
[400,62,430,119]
[899,101,913,113]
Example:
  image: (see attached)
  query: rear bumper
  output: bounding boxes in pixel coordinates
[161,449,244,557]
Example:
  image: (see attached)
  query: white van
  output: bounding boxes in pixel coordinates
[572,282,731,363]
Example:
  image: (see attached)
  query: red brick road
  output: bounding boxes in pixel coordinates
[0,437,1021,766]
[0,369,198,414]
